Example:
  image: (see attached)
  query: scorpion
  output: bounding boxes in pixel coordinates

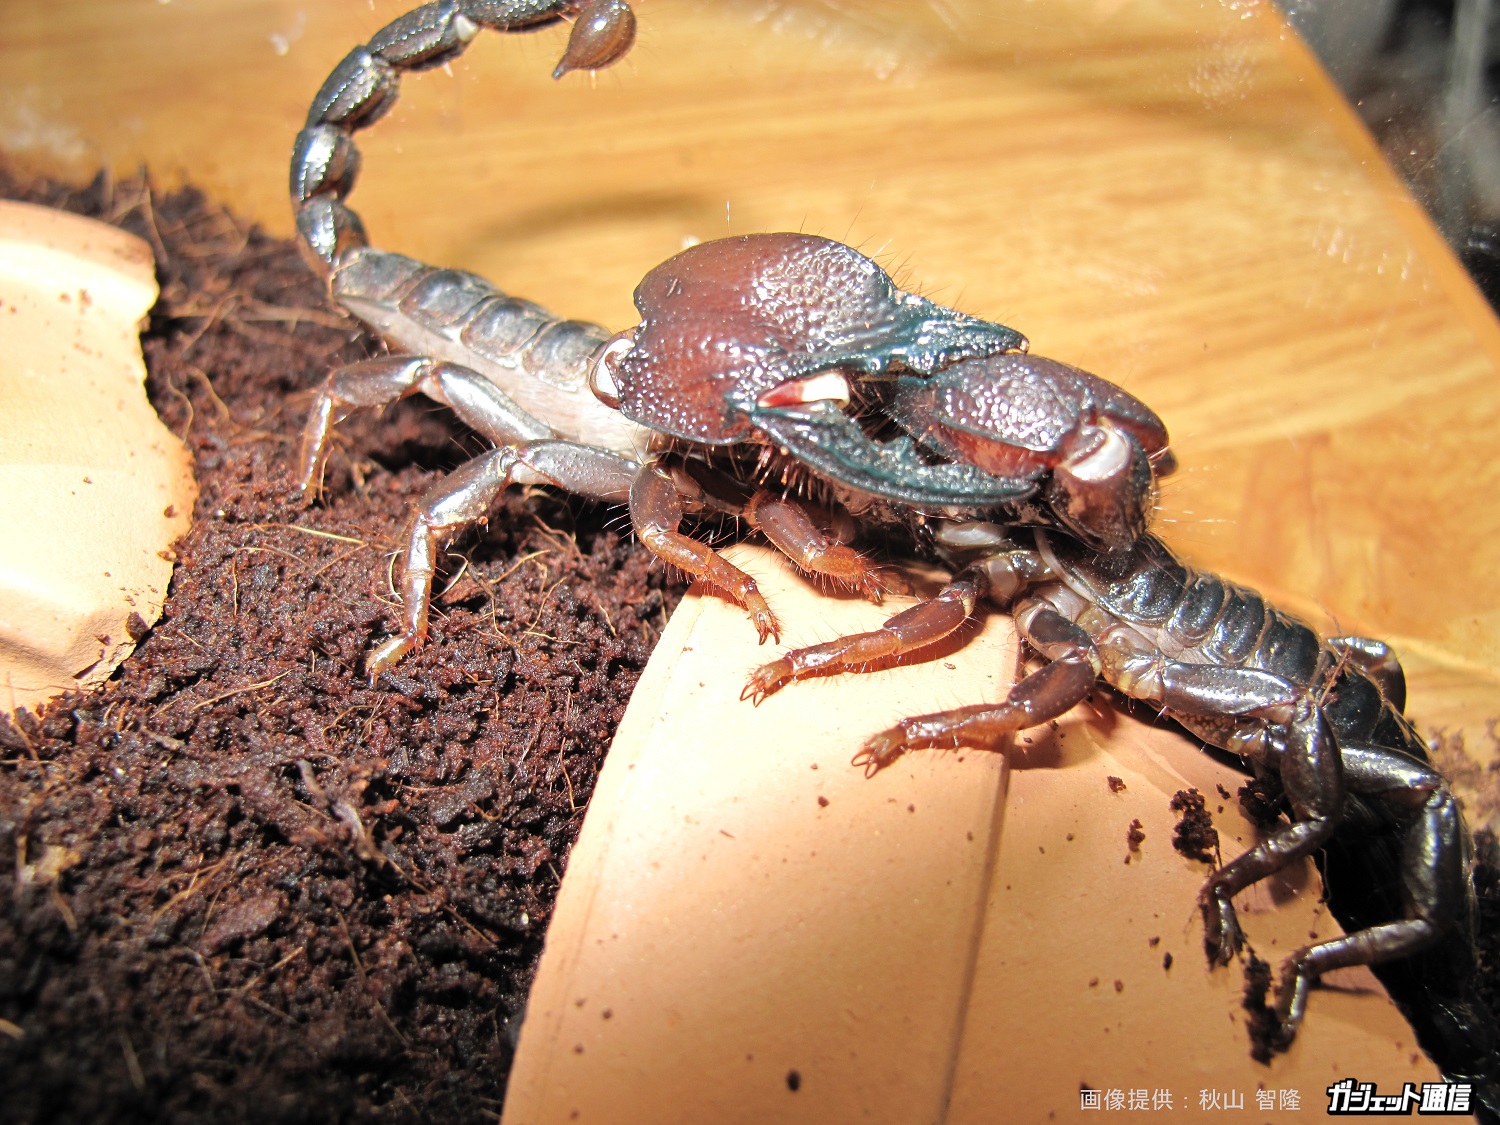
[290,0,1171,678]
[745,367,1500,1113]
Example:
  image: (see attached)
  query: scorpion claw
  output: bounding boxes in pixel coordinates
[743,659,793,704]
[748,401,1040,509]
[364,633,418,683]
[854,727,909,775]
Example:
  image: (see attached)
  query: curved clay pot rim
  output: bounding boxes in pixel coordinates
[0,200,195,716]
[504,546,1458,1125]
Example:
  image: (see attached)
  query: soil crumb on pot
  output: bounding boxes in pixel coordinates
[1169,787,1218,865]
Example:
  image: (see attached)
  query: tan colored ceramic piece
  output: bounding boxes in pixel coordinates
[505,548,1457,1124]
[0,200,194,714]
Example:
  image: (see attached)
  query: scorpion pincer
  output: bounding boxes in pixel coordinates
[748,366,1500,1108]
[290,1,1170,678]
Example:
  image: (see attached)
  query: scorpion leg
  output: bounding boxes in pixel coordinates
[629,463,780,644]
[744,541,1053,703]
[744,568,988,705]
[1272,745,1462,1048]
[743,493,890,604]
[366,440,634,679]
[1327,635,1408,712]
[298,356,555,497]
[665,461,893,604]
[1147,665,1345,965]
[854,597,1102,773]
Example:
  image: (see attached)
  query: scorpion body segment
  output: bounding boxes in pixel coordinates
[302,248,651,478]
[552,0,636,77]
[291,0,634,273]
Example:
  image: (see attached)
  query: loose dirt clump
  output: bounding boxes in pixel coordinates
[1239,953,1279,1064]
[0,169,685,1125]
[1168,788,1218,865]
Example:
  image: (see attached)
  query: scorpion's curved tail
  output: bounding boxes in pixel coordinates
[291,0,635,275]
[1320,829,1500,1123]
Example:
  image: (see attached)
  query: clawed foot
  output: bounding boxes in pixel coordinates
[741,638,861,704]
[742,587,780,646]
[1242,956,1308,1060]
[1203,890,1312,1055]
[856,572,889,606]
[293,456,327,506]
[850,564,911,606]
[1266,1005,1300,1054]
[751,609,780,646]
[852,725,911,776]
[364,633,418,683]
[742,657,793,705]
[1201,886,1246,966]
[1270,957,1311,1051]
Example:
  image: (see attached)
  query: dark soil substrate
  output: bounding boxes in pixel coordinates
[0,169,686,1125]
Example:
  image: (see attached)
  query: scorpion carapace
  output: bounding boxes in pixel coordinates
[612,233,1026,443]
[290,2,1173,677]
[746,366,1497,1111]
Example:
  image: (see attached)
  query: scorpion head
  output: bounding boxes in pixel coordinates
[588,232,1044,508]
[591,233,1027,444]
[888,354,1173,553]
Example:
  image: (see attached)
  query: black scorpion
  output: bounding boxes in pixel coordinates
[283,0,1495,1107]
[748,368,1500,1114]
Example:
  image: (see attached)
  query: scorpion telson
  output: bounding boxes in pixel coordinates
[291,1,1170,678]
[748,371,1499,1105]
